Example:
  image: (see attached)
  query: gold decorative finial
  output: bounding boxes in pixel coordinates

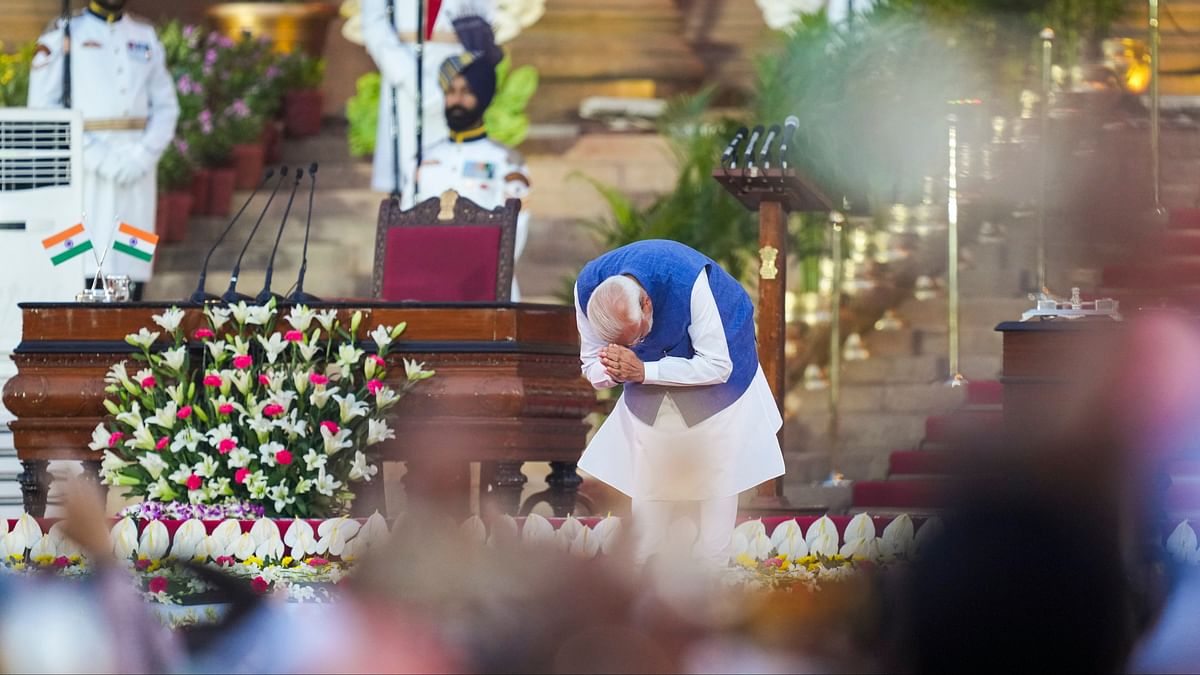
[759,245,779,280]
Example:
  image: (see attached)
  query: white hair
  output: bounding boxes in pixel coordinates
[587,275,644,344]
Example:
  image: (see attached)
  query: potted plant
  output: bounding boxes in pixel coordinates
[281,50,326,138]
[159,22,212,215]
[0,41,35,108]
[155,138,195,243]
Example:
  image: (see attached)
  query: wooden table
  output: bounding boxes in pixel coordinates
[1,302,595,517]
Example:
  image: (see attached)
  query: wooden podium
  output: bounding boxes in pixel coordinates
[713,167,833,505]
[1,302,595,518]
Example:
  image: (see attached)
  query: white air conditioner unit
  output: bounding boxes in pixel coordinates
[0,108,86,425]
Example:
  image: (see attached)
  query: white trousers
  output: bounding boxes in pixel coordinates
[631,494,739,568]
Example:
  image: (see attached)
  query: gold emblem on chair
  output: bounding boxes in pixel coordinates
[438,190,459,221]
[759,245,779,280]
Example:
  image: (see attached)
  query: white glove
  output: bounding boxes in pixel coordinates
[111,144,157,185]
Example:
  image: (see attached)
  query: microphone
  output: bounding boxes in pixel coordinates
[189,168,274,304]
[288,163,321,304]
[739,125,765,169]
[777,115,800,170]
[754,124,781,170]
[222,167,288,304]
[720,126,748,168]
[255,167,305,305]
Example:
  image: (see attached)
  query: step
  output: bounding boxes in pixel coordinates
[966,380,1003,406]
[792,381,965,415]
[888,450,960,477]
[894,297,1032,327]
[841,354,1003,384]
[865,326,1003,358]
[851,479,951,510]
[923,409,1004,446]
[788,412,929,455]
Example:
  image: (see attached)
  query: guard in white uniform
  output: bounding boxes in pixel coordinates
[414,16,530,300]
[361,0,495,202]
[27,0,179,292]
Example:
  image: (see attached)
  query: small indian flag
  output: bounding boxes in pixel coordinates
[41,223,94,266]
[112,222,158,262]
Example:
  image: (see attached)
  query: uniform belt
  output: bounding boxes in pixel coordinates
[83,117,148,131]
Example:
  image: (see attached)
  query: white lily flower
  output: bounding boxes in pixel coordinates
[522,513,556,545]
[302,448,328,472]
[268,484,295,514]
[840,536,882,561]
[1168,520,1199,563]
[348,451,378,481]
[139,520,170,560]
[205,340,226,362]
[805,515,838,549]
[733,519,767,542]
[267,389,298,410]
[193,455,219,478]
[257,332,289,364]
[105,360,134,388]
[244,416,274,441]
[809,530,840,557]
[158,345,187,372]
[129,426,157,452]
[206,423,237,447]
[332,393,369,424]
[374,385,401,409]
[249,519,282,547]
[210,520,242,551]
[231,532,258,560]
[0,531,26,560]
[297,337,322,361]
[314,309,338,332]
[151,307,186,334]
[881,514,915,559]
[147,401,179,431]
[291,370,311,395]
[147,478,178,502]
[336,343,365,369]
[256,537,285,561]
[115,401,143,429]
[747,532,774,560]
[369,325,393,351]
[110,518,138,561]
[310,385,340,408]
[358,511,390,551]
[226,447,252,470]
[134,368,155,386]
[168,466,193,487]
[88,423,111,452]
[101,450,128,473]
[14,514,42,548]
[403,358,436,381]
[124,327,160,350]
[29,534,59,561]
[459,516,487,545]
[171,428,204,453]
[319,517,362,557]
[204,304,231,330]
[273,410,307,439]
[843,513,876,543]
[294,479,313,495]
[286,305,316,332]
[776,526,809,559]
[164,384,187,405]
[138,453,169,480]
[285,519,321,558]
[314,468,341,497]
[170,520,207,560]
[230,370,252,396]
[230,301,252,325]
[258,441,286,468]
[247,303,274,325]
[366,418,395,446]
[770,520,804,551]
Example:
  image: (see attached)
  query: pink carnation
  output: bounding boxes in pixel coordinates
[258,374,271,387]
[186,474,203,491]
[107,432,124,448]
[262,404,284,417]
[193,327,215,340]
[218,403,234,415]
[203,374,223,387]
[177,406,192,420]
[367,379,384,395]
[140,375,156,389]
[275,449,293,465]
[309,373,329,386]
[214,556,235,567]
[52,556,71,568]
[284,330,304,342]
[307,557,329,567]
[251,576,269,594]
[319,421,339,435]
[234,467,251,484]
[232,355,253,370]
[155,437,169,451]
[218,438,237,454]
[148,576,168,594]
[370,355,387,367]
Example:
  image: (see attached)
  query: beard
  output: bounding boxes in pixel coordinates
[446,104,483,132]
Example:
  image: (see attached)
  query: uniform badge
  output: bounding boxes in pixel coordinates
[82,40,103,48]
[126,41,152,61]
[462,161,494,179]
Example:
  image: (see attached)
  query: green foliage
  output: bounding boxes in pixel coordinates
[346,73,381,158]
[0,42,34,108]
[280,51,326,91]
[157,139,195,191]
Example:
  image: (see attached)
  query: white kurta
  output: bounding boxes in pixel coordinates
[575,272,786,501]
[27,11,179,282]
[415,134,530,299]
[361,0,493,202]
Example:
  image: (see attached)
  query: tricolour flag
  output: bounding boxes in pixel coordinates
[112,223,158,262]
[41,223,94,266]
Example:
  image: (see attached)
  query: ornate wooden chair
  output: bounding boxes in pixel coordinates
[373,191,519,302]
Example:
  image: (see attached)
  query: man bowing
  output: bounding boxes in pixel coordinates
[574,239,786,567]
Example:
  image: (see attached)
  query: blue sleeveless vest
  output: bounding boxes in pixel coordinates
[577,240,758,427]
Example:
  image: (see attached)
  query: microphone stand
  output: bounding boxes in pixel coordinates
[288,163,321,304]
[190,169,274,304]
[222,167,288,304]
[255,168,305,305]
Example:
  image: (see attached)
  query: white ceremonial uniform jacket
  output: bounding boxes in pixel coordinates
[361,0,494,201]
[27,10,179,282]
[415,130,530,300]
[574,272,786,501]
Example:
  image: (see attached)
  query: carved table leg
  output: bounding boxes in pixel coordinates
[487,461,526,516]
[18,460,50,517]
[545,461,584,517]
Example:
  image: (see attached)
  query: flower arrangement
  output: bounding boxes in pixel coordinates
[95,302,434,518]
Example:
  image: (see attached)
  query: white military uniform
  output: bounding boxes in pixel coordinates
[27,9,179,283]
[415,129,530,300]
[361,0,494,202]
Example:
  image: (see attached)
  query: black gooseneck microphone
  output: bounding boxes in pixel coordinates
[190,168,274,304]
[288,163,321,304]
[720,126,748,168]
[754,124,781,170]
[222,167,288,304]
[738,125,765,169]
[255,167,305,305]
[778,115,800,170]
